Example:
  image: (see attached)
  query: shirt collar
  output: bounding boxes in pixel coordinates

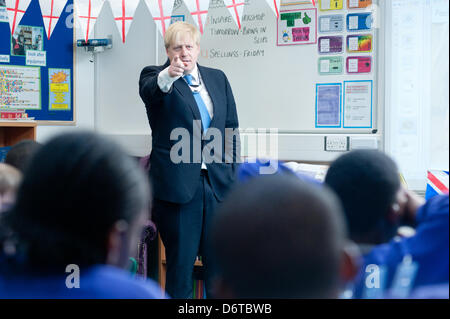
[185,64,199,84]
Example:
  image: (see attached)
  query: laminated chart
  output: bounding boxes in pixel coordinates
[320,0,343,11]
[316,83,342,127]
[318,56,343,75]
[346,13,372,32]
[319,14,344,33]
[48,68,70,111]
[318,35,343,54]
[343,80,372,128]
[347,34,372,53]
[347,0,372,9]
[0,65,41,109]
[346,56,371,73]
[277,8,317,45]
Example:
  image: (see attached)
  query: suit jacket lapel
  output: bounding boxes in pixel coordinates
[173,77,202,123]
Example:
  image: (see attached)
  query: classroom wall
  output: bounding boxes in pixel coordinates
[27,0,446,193]
[35,25,95,143]
[72,0,384,162]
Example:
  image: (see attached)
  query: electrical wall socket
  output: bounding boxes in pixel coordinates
[324,136,349,152]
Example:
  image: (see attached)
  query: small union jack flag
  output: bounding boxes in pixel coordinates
[426,170,449,200]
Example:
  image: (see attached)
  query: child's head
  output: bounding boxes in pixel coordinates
[325,150,402,245]
[211,174,355,298]
[2,131,151,271]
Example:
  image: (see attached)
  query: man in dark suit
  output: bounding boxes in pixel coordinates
[139,22,240,298]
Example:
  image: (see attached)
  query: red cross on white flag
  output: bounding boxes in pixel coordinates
[38,0,68,40]
[263,0,280,18]
[183,0,209,34]
[109,0,140,43]
[144,0,174,36]
[5,0,32,35]
[223,0,245,29]
[75,0,105,42]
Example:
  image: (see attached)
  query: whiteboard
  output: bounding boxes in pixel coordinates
[91,0,384,159]
[192,0,381,133]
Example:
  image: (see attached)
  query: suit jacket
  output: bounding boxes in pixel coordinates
[139,61,240,204]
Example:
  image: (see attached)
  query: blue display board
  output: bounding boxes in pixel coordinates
[0,0,74,122]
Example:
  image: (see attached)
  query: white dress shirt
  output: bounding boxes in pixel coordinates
[157,64,214,169]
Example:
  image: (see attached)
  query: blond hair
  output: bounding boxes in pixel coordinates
[164,22,200,49]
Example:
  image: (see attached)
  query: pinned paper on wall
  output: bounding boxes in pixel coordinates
[319,14,343,33]
[320,0,343,11]
[49,68,71,111]
[0,64,41,110]
[144,0,174,36]
[26,49,46,66]
[319,56,343,75]
[346,56,371,73]
[75,0,105,42]
[318,35,343,53]
[223,0,245,29]
[347,0,372,9]
[347,34,372,53]
[316,83,342,127]
[11,25,44,56]
[0,55,10,63]
[343,80,372,128]
[5,0,32,35]
[110,0,140,43]
[346,12,372,31]
[277,8,317,45]
[38,0,67,40]
[184,0,209,34]
[0,5,9,23]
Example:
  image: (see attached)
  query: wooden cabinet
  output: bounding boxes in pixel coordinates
[0,121,37,146]
[157,235,203,291]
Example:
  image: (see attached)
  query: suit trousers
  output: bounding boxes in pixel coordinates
[152,170,218,299]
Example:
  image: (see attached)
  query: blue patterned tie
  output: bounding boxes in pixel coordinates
[184,74,211,131]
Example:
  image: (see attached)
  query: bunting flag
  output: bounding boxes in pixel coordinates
[183,0,209,34]
[75,0,105,42]
[426,170,449,200]
[264,0,280,18]
[223,0,245,29]
[5,0,32,35]
[38,0,67,39]
[109,0,140,43]
[144,0,174,36]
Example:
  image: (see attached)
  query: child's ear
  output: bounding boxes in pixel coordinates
[105,220,128,267]
[340,242,361,283]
